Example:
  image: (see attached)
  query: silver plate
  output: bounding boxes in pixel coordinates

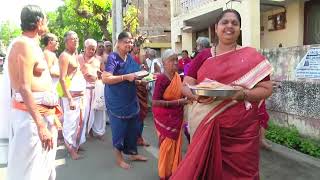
[135,71,149,79]
[190,88,239,97]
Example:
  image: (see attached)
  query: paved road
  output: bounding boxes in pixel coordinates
[1,111,320,180]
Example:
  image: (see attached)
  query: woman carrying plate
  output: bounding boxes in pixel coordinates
[171,9,273,179]
[102,31,148,169]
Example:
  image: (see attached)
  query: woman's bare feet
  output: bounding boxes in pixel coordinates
[137,137,150,147]
[118,160,131,169]
[129,154,148,161]
[261,139,272,150]
[260,127,272,150]
[115,149,131,170]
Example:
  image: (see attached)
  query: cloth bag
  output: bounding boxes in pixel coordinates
[93,80,106,110]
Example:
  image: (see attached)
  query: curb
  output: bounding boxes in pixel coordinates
[266,139,320,168]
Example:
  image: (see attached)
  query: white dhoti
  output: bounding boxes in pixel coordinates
[92,110,107,136]
[62,96,86,149]
[83,86,107,137]
[7,109,58,180]
[83,87,95,136]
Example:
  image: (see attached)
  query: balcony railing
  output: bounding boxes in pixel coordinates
[173,0,219,17]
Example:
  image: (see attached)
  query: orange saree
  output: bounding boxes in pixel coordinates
[153,72,184,180]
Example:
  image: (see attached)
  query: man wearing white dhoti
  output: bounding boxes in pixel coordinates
[57,31,86,160]
[43,33,60,89]
[6,5,62,180]
[79,39,107,140]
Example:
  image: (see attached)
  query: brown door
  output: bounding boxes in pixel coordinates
[304,0,320,45]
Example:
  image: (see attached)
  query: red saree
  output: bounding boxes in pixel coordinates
[153,73,184,180]
[136,83,148,121]
[153,73,184,140]
[170,47,273,180]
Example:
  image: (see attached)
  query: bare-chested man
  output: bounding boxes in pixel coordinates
[104,40,113,56]
[58,31,86,160]
[78,38,107,140]
[7,5,61,180]
[43,33,60,88]
[96,41,105,59]
[97,40,112,71]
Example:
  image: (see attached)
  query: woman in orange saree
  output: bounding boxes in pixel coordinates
[152,49,188,180]
[171,9,273,180]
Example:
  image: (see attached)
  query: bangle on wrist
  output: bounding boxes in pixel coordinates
[121,75,124,81]
[243,90,248,100]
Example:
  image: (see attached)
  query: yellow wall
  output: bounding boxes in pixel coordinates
[232,0,261,49]
[182,32,193,53]
[260,0,304,49]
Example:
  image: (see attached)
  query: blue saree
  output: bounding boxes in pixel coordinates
[104,52,141,154]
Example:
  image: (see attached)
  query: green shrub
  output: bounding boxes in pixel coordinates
[266,122,320,158]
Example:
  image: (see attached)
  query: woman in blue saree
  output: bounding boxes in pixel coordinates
[102,31,148,169]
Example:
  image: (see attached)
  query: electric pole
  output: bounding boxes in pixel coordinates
[112,0,123,44]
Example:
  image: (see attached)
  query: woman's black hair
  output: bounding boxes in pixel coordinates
[117,31,132,41]
[215,9,241,27]
[182,50,189,54]
[212,9,242,45]
[20,5,45,32]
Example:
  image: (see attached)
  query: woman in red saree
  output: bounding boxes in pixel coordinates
[172,9,273,180]
[153,49,189,180]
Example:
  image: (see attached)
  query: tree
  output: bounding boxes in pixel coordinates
[72,0,112,40]
[123,5,140,36]
[0,21,21,47]
[47,0,112,52]
[47,0,141,52]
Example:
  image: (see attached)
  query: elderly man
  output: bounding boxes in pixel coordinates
[6,5,61,180]
[184,37,211,75]
[104,40,113,56]
[58,31,86,160]
[196,37,211,55]
[145,48,161,74]
[97,40,112,71]
[96,41,105,60]
[43,33,60,88]
[78,39,107,140]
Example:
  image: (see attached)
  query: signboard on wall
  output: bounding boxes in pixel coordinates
[296,48,320,79]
